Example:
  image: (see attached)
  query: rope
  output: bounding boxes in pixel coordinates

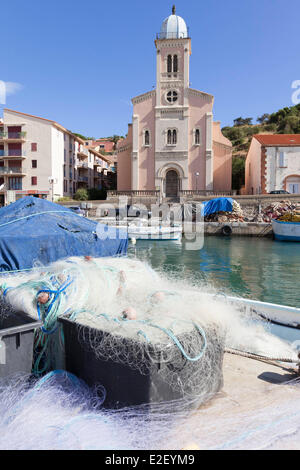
[225,347,299,365]
[84,311,208,362]
[145,321,207,362]
[0,211,73,228]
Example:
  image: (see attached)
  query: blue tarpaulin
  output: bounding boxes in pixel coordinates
[0,196,128,272]
[202,197,234,217]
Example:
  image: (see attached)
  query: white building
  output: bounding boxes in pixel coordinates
[0,109,113,204]
[245,134,300,194]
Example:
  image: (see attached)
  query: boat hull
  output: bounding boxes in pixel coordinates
[272,219,300,242]
[210,292,300,330]
[128,226,182,241]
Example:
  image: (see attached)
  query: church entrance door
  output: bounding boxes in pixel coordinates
[165,170,179,197]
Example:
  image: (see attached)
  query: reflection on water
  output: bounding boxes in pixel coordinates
[129,236,300,308]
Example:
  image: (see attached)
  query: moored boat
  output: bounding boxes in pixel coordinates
[272,219,300,242]
[128,223,182,241]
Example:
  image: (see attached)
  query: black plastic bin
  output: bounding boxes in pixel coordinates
[59,316,224,409]
[0,305,42,378]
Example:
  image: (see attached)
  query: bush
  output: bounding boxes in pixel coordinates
[57,196,72,202]
[264,123,277,132]
[73,188,89,201]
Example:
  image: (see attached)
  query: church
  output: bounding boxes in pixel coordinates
[117,6,232,199]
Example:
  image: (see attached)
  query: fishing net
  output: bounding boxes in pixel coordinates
[1,369,300,450]
[0,256,297,404]
[0,257,300,450]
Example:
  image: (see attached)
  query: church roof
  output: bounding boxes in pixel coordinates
[159,6,188,40]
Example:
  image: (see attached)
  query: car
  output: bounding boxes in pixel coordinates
[269,190,290,195]
[69,206,84,216]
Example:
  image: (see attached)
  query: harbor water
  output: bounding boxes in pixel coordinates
[129,236,300,308]
[129,236,300,344]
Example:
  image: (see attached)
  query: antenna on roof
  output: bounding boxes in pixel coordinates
[172,5,176,15]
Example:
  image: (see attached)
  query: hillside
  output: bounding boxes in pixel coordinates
[222,104,300,190]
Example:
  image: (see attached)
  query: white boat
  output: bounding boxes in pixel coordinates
[272,219,300,242]
[128,223,182,241]
[211,292,300,330]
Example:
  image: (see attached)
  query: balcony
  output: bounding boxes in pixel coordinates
[0,167,26,176]
[0,150,26,159]
[0,131,27,142]
[77,161,89,169]
[94,158,103,167]
[156,28,190,40]
[77,147,89,159]
[161,72,183,80]
[77,176,88,183]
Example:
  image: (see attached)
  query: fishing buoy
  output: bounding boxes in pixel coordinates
[122,307,137,320]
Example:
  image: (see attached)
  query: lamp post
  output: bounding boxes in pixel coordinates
[195,172,200,192]
[48,176,57,202]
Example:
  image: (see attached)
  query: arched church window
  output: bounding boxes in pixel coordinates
[144,130,150,146]
[167,55,172,73]
[172,129,177,145]
[167,129,177,145]
[195,128,201,145]
[173,55,178,73]
[166,90,178,103]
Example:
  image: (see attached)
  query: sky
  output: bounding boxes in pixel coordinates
[1,0,300,138]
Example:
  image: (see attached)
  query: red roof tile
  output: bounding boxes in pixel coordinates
[254,134,300,146]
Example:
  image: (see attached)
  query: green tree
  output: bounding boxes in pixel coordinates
[257,113,270,124]
[233,117,253,127]
[73,188,89,201]
[232,157,245,191]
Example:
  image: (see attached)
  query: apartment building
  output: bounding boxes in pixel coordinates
[84,138,115,153]
[0,109,114,205]
[76,145,114,191]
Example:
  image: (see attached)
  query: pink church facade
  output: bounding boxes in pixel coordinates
[117,7,232,198]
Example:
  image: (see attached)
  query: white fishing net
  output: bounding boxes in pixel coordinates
[0,256,299,449]
[0,256,297,376]
[1,369,300,450]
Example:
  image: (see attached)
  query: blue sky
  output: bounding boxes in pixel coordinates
[1,0,299,138]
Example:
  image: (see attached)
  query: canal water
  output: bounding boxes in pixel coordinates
[129,236,300,308]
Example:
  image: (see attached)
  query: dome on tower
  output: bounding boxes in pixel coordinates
[159,5,188,39]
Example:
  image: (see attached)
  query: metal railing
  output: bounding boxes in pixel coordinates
[78,147,89,157]
[107,190,160,197]
[77,176,88,183]
[0,150,26,157]
[0,167,25,174]
[180,190,233,197]
[94,158,104,166]
[156,29,190,40]
[77,162,89,169]
[0,132,27,139]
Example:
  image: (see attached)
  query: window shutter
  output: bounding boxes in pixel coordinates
[279,151,285,167]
